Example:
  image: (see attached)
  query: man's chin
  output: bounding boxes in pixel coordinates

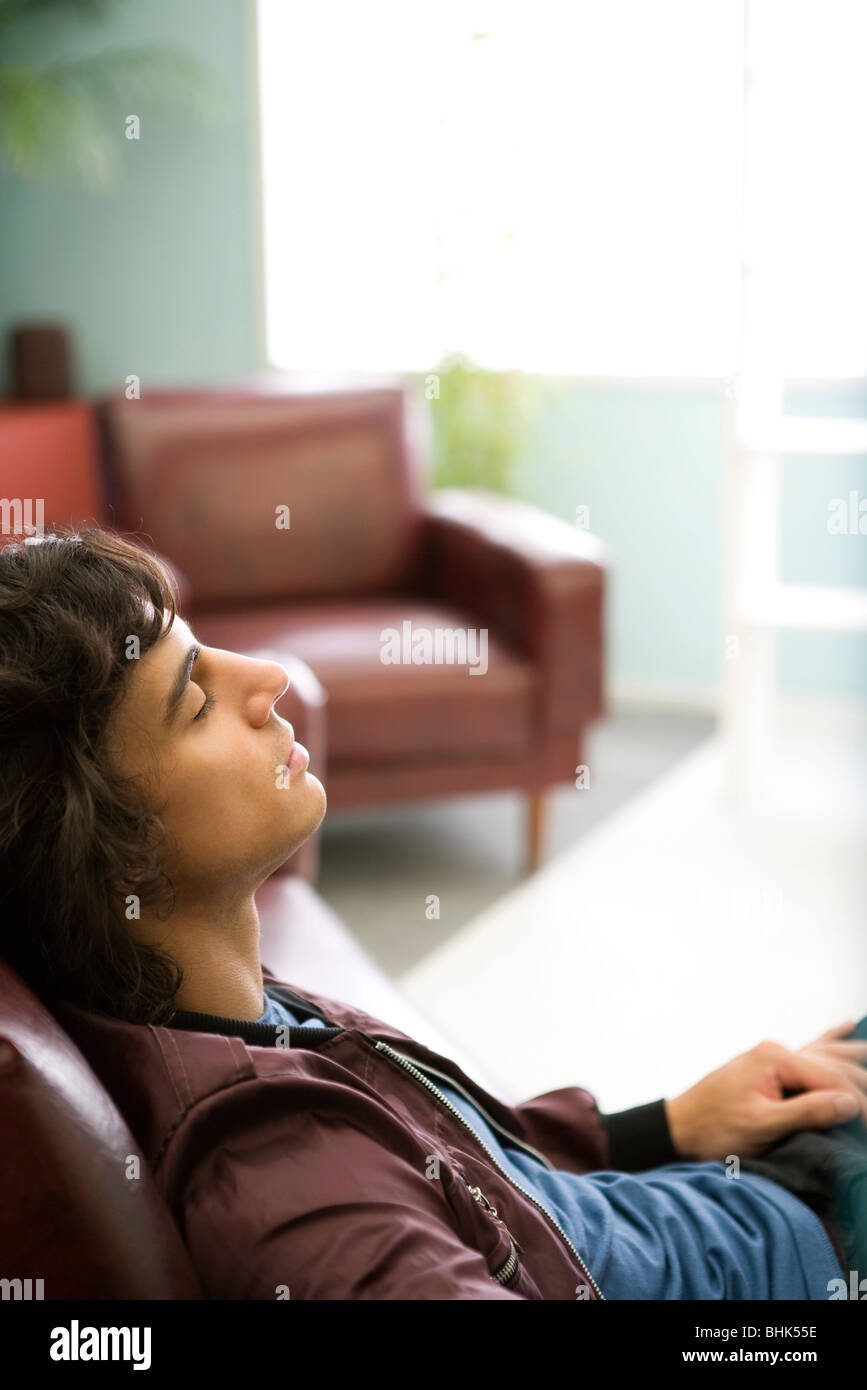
[283,772,327,855]
[303,769,327,823]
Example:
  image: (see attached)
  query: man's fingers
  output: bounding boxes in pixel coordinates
[761,1044,867,1126]
[812,1040,867,1065]
[805,1022,859,1046]
[767,1045,861,1098]
[762,1089,863,1140]
[827,1059,867,1095]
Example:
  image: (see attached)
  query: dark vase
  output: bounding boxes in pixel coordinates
[8,324,75,401]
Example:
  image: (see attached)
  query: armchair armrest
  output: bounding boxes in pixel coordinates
[418,489,608,735]
[273,654,328,883]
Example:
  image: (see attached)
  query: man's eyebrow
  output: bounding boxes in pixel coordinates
[162,643,201,727]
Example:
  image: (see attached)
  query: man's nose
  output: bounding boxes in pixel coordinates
[267,661,291,705]
[245,660,290,725]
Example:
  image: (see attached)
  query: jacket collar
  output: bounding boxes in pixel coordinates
[167,981,345,1048]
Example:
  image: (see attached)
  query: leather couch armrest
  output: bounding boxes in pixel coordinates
[418,488,609,734]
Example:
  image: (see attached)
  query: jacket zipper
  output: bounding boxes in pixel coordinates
[465,1183,521,1285]
[395,1052,559,1171]
[492,1240,520,1286]
[371,1037,605,1300]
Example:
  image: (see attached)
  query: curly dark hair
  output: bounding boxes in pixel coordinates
[0,525,186,1024]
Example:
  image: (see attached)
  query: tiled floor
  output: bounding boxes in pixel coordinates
[397,717,867,1111]
[316,707,715,978]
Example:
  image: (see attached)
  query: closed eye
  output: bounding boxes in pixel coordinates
[193,690,216,721]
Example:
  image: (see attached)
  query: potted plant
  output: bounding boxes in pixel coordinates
[0,0,227,186]
[413,351,536,494]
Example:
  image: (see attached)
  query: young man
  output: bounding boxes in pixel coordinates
[1,528,865,1300]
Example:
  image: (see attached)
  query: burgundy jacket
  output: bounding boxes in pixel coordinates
[55,970,677,1301]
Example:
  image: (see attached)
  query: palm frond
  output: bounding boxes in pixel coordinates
[0,46,230,184]
[43,44,230,120]
[0,0,119,28]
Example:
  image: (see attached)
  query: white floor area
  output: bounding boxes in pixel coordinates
[398,712,867,1114]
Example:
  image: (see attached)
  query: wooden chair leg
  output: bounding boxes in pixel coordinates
[526,791,546,874]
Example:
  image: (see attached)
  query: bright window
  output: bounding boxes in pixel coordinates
[257,0,867,379]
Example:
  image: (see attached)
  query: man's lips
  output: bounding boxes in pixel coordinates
[287,739,309,774]
[281,721,309,775]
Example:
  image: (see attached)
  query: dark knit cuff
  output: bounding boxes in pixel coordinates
[599,1098,680,1171]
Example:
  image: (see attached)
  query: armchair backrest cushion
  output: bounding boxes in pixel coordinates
[99,386,430,605]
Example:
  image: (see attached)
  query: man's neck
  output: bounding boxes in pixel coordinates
[139,891,266,1022]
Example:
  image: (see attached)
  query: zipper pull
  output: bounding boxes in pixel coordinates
[467,1184,498,1217]
[464,1177,524,1253]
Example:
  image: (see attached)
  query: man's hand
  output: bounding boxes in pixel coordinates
[664,1022,867,1162]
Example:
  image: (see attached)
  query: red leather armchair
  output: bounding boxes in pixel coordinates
[99,382,607,872]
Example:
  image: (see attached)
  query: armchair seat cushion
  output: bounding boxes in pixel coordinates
[190,597,537,762]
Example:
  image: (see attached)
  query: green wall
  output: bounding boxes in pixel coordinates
[0,0,260,394]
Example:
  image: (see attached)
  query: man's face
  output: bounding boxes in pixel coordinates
[105,612,326,900]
